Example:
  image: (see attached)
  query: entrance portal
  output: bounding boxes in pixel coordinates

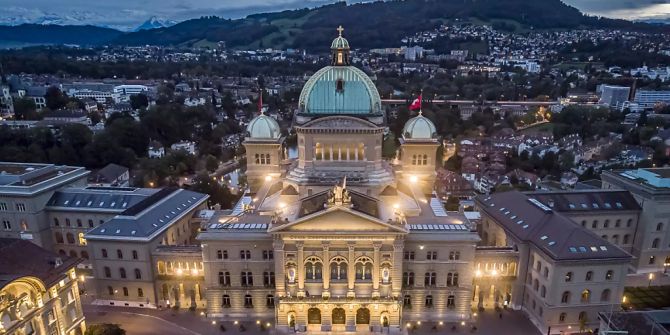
[332,307,346,324]
[308,308,322,324]
[356,308,370,324]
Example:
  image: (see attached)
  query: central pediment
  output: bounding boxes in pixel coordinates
[269,206,408,234]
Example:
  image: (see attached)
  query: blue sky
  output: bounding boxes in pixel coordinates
[1,0,669,30]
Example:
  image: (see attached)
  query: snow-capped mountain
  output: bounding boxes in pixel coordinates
[134,16,177,31]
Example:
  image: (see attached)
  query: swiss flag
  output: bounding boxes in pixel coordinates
[409,94,422,111]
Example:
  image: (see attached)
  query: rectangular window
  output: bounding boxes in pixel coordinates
[15,203,26,212]
[426,251,437,260]
[404,251,415,260]
[263,250,274,260]
[241,250,251,260]
[2,220,10,230]
[0,203,7,211]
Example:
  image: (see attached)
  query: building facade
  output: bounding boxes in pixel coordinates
[0,238,86,335]
[198,29,479,333]
[601,168,670,273]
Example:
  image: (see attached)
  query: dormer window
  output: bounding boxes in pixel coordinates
[336,79,344,92]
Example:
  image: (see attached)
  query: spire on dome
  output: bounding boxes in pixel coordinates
[331,25,350,66]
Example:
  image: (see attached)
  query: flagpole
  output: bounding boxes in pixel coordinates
[419,88,423,116]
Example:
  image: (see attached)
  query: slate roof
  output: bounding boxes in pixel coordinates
[85,188,208,241]
[0,238,80,290]
[526,190,641,212]
[46,187,158,212]
[89,163,128,185]
[476,191,631,261]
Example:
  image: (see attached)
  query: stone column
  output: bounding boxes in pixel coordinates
[273,238,286,297]
[322,242,330,296]
[297,242,305,297]
[347,243,355,297]
[372,242,381,297]
[391,239,404,298]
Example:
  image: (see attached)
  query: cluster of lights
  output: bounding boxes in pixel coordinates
[475,269,500,278]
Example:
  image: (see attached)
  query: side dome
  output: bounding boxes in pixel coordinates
[247,114,281,139]
[403,114,437,140]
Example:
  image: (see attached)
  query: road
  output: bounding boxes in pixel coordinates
[84,306,202,335]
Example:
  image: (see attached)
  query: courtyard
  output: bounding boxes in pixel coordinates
[83,304,541,335]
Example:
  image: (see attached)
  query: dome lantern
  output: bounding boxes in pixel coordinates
[247,113,281,140]
[331,25,350,66]
[402,114,437,140]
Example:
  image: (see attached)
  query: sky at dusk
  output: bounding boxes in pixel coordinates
[1,0,669,30]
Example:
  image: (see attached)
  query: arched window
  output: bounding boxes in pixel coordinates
[402,272,415,287]
[559,313,567,323]
[107,286,114,295]
[244,294,253,308]
[657,222,663,231]
[355,256,373,281]
[424,272,436,287]
[612,235,619,244]
[305,256,323,281]
[623,234,630,244]
[615,219,621,227]
[55,232,64,244]
[119,268,126,279]
[101,248,108,258]
[565,272,572,282]
[533,279,539,291]
[403,295,411,307]
[592,220,598,229]
[88,219,94,228]
[336,78,344,92]
[266,294,275,307]
[134,268,142,279]
[255,153,260,164]
[54,218,60,226]
[241,271,253,286]
[581,220,586,227]
[541,285,546,298]
[543,267,549,278]
[425,295,433,307]
[104,266,111,278]
[600,289,611,302]
[122,287,128,296]
[561,291,570,304]
[65,218,71,227]
[222,295,231,308]
[585,271,593,281]
[447,295,455,309]
[330,256,347,281]
[580,289,591,303]
[117,249,123,259]
[652,238,660,249]
[138,288,144,297]
[578,311,587,322]
[132,250,138,260]
[411,154,417,165]
[422,154,428,165]
[76,219,82,227]
[66,232,75,244]
[606,270,614,280]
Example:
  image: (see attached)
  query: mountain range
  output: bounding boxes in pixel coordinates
[0,0,667,50]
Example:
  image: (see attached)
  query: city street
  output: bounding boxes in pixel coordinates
[83,304,541,335]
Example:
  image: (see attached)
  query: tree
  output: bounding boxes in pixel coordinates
[85,323,126,335]
[12,98,38,120]
[130,93,149,110]
[45,86,68,110]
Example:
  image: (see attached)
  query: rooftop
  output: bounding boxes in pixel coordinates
[0,162,89,195]
[476,191,631,261]
[46,187,159,212]
[526,189,641,212]
[85,188,208,241]
[607,168,670,190]
[0,238,80,290]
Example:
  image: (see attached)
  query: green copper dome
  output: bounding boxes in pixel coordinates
[247,114,281,139]
[298,66,382,115]
[403,114,437,140]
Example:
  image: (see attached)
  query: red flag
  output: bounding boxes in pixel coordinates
[409,94,422,111]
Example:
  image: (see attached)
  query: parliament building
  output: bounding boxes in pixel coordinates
[198,28,480,333]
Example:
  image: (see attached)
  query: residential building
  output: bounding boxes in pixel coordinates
[632,90,670,110]
[88,163,130,187]
[0,238,86,335]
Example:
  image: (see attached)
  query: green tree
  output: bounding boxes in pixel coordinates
[130,93,149,110]
[45,86,68,110]
[85,323,126,335]
[12,98,38,120]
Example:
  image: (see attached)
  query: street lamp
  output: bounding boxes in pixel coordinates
[664,261,670,274]
[648,273,655,287]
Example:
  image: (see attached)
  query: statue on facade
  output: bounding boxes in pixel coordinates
[327,176,351,206]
